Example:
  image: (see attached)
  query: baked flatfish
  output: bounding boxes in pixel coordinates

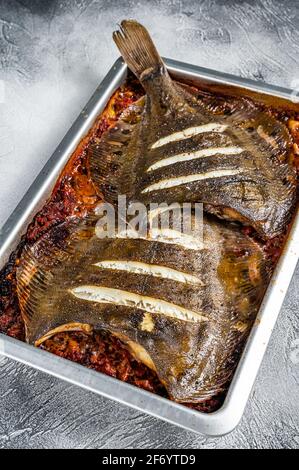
[88,20,297,239]
[17,215,268,402]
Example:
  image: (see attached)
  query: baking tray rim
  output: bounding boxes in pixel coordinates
[0,56,298,436]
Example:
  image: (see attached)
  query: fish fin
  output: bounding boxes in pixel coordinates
[17,217,97,344]
[113,20,165,80]
[220,107,297,237]
[189,226,271,401]
[88,140,122,204]
[226,106,293,165]
[88,112,140,204]
[220,227,271,312]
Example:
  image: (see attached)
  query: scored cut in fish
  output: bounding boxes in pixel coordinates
[88,20,297,239]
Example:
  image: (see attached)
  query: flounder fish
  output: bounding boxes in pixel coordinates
[17,215,269,402]
[89,20,296,239]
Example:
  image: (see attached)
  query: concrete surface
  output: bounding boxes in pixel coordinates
[0,0,298,449]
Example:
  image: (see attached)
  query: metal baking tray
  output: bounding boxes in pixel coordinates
[0,57,298,436]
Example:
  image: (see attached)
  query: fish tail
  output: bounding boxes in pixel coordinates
[113,20,165,81]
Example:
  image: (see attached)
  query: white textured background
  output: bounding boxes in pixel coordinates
[0,0,298,448]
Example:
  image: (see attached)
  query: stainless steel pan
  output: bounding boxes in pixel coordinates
[0,57,298,436]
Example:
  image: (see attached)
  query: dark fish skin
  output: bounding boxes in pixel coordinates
[17,215,269,403]
[89,20,297,239]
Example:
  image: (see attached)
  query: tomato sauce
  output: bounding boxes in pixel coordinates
[0,75,298,413]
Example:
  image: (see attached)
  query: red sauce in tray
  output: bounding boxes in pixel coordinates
[0,75,298,413]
